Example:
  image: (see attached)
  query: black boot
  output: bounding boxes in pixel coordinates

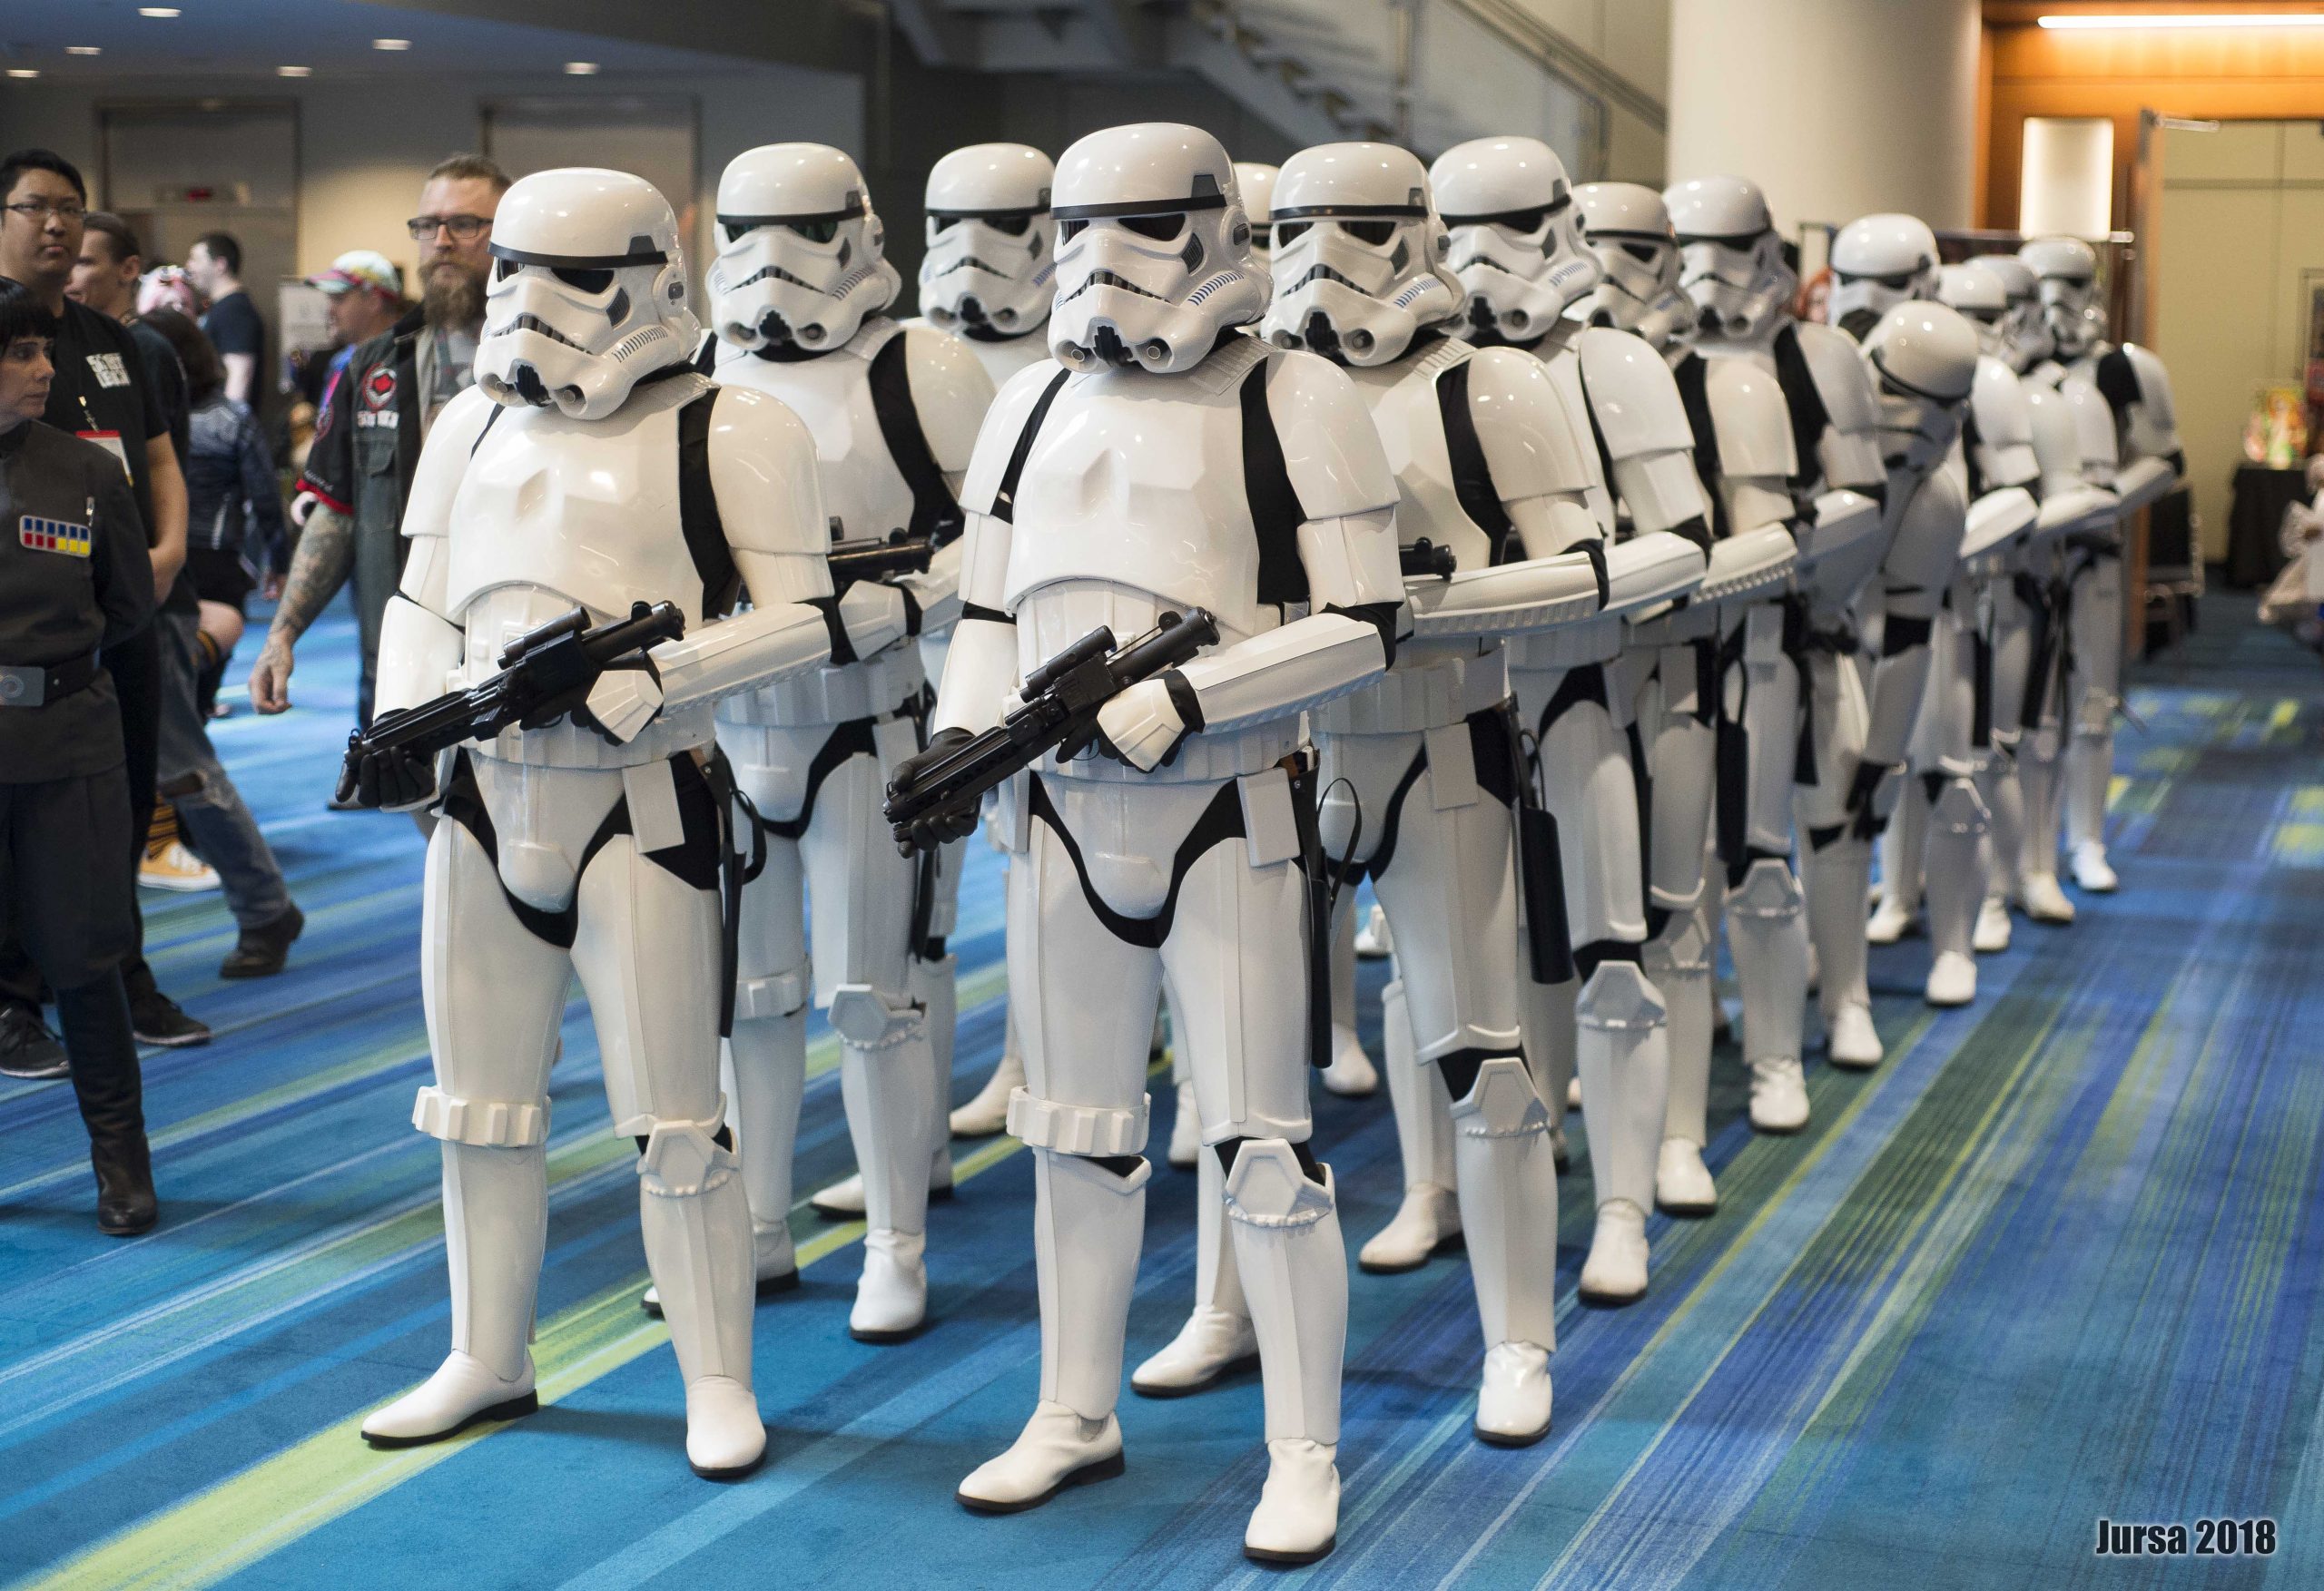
[54,973,160,1236]
[220,901,304,979]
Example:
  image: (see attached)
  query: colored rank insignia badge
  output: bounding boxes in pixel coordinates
[19,516,94,557]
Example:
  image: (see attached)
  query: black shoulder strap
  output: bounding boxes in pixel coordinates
[2093,348,2138,427]
[677,387,743,619]
[990,368,1071,525]
[1436,359,1517,563]
[1239,358,1312,607]
[868,332,966,545]
[692,331,718,377]
[468,400,504,457]
[1961,402,1988,499]
[1771,323,1832,491]
[1671,351,1728,540]
[1570,354,1622,506]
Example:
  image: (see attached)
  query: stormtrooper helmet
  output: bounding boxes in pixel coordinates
[1976,253,2048,372]
[1665,175,1797,344]
[1048,123,1267,375]
[1257,142,1460,368]
[1861,300,1978,473]
[919,142,1056,340]
[1575,181,1689,345]
[1235,162,1281,270]
[2021,235,2103,358]
[475,168,698,421]
[707,143,901,357]
[1828,212,1940,341]
[1429,136,1601,346]
[1935,260,2011,360]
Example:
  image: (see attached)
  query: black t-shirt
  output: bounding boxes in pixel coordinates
[200,289,264,362]
[126,316,190,467]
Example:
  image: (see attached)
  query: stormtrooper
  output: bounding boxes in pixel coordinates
[903,142,1061,1144]
[1236,160,1281,269]
[897,123,1401,1564]
[2017,236,2184,897]
[1430,134,1728,1302]
[350,168,842,1477]
[1132,140,1694,1441]
[1861,260,2046,1005]
[1662,176,1887,1127]
[695,143,994,1341]
[1575,180,1798,1216]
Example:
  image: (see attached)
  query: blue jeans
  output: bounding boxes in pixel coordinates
[155,608,294,930]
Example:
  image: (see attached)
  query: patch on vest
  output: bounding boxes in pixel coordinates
[19,515,93,557]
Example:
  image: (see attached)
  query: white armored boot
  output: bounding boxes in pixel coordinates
[2064,684,2118,892]
[1865,787,1925,945]
[1975,754,2023,952]
[361,1138,545,1447]
[1806,837,1884,1070]
[2016,732,2074,922]
[958,1150,1144,1510]
[1132,1148,1257,1395]
[1447,1056,1557,1445]
[662,978,807,1314]
[812,958,958,1216]
[1921,777,1990,1007]
[1359,979,1461,1271]
[830,986,935,1341]
[950,1006,1024,1138]
[1649,903,1718,1214]
[1225,1140,1347,1566]
[1571,962,1669,1304]
[1322,908,1379,1096]
[635,1118,768,1478]
[1726,858,1811,1132]
[1520,969,1578,1169]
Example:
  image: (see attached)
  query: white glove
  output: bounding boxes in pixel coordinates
[1096,677,1188,772]
[582,665,665,745]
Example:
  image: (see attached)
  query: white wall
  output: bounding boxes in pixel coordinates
[1666,0,1978,232]
[0,65,862,284]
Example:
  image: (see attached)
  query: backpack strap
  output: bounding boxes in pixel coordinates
[677,387,743,619]
[868,332,966,545]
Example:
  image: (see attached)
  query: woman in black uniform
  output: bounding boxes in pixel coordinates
[0,283,159,1233]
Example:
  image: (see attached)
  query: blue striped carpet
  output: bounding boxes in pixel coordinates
[3,594,2319,1590]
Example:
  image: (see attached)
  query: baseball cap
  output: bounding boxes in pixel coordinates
[305,249,402,299]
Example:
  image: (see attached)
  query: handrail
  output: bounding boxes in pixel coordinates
[1443,0,1666,133]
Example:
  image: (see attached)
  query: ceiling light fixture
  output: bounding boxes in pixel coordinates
[277,65,311,77]
[66,46,103,56]
[137,6,182,16]
[372,38,411,51]
[6,68,38,79]
[2039,12,2324,28]
[565,62,599,74]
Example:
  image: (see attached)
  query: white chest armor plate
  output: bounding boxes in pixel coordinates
[442,394,714,769]
[716,328,918,542]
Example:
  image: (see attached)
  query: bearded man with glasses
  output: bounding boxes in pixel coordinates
[251,153,508,742]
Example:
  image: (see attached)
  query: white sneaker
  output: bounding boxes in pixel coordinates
[1474,1341,1552,1447]
[1925,950,1977,1007]
[1244,1439,1339,1565]
[1321,1025,1378,1097]
[1973,895,2014,954]
[849,1228,927,1342]
[1167,1077,1201,1170]
[1748,1056,1810,1133]
[957,1401,1124,1513]
[359,1350,537,1448]
[1825,1001,1883,1071]
[2020,872,2075,924]
[1578,1199,1649,1304]
[1865,898,1915,945]
[684,1375,767,1478]
[2070,840,2118,893]
[1655,1137,1718,1215]
[1130,1305,1258,1397]
[140,839,221,893]
[1354,903,1393,958]
[1357,1182,1461,1273]
[950,1052,1021,1139]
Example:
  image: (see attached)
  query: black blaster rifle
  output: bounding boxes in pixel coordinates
[1400,537,1458,580]
[826,529,933,593]
[335,601,685,802]
[884,607,1222,854]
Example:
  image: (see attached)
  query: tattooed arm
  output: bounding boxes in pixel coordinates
[248,505,356,713]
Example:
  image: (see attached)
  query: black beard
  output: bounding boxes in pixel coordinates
[423,260,486,331]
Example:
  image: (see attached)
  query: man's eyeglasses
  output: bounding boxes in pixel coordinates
[4,201,87,224]
[407,214,492,242]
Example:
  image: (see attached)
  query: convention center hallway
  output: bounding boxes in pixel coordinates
[4,594,2319,1591]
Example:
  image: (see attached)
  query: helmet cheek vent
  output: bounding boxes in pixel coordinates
[607,288,631,328]
[1180,232,1205,274]
[838,238,852,270]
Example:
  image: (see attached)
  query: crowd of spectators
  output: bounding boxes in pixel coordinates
[0,145,511,1237]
